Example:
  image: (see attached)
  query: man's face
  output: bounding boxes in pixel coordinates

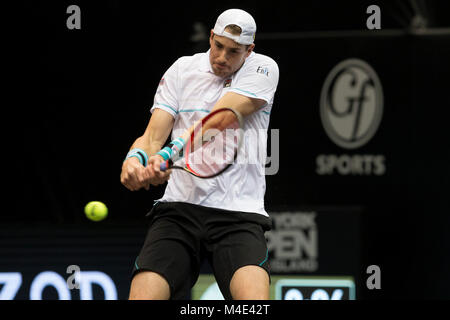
[209,31,254,78]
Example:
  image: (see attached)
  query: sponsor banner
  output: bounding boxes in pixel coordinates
[262,35,412,210]
[267,211,319,273]
[0,223,146,300]
[319,58,384,151]
[266,208,362,276]
[275,277,356,300]
[0,208,361,300]
[317,58,386,176]
[192,274,356,300]
[0,270,118,300]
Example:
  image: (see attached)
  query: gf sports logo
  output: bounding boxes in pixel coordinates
[317,59,386,175]
[320,58,383,149]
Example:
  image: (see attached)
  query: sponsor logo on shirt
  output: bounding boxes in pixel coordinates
[257,66,269,76]
[223,78,232,88]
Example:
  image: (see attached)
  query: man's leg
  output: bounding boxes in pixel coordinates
[229,265,269,300]
[129,271,170,300]
[210,221,271,300]
[206,208,272,300]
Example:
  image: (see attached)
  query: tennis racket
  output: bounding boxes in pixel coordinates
[160,107,244,178]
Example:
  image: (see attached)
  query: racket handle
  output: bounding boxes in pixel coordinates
[160,161,168,171]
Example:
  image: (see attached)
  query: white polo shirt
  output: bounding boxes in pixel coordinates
[150,50,279,217]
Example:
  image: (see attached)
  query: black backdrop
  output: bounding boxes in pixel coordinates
[3,0,450,299]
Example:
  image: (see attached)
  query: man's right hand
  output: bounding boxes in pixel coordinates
[120,155,172,191]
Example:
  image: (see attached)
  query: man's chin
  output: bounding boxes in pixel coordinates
[213,68,231,78]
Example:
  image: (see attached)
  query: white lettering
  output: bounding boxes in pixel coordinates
[30,271,71,300]
[0,272,22,300]
[0,270,118,300]
[366,265,381,289]
[76,271,118,300]
[284,288,303,300]
[316,154,386,175]
[366,5,381,30]
[311,289,329,300]
[66,5,81,30]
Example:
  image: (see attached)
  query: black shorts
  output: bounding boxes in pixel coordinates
[131,201,272,300]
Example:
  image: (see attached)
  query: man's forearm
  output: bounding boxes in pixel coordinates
[130,136,164,157]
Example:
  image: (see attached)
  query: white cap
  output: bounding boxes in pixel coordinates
[213,9,256,45]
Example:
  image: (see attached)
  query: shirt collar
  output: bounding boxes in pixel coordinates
[199,49,214,73]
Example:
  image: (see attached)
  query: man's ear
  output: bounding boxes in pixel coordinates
[209,30,216,47]
[246,44,255,58]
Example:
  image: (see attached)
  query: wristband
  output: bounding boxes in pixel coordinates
[156,137,186,161]
[156,146,172,161]
[125,148,149,166]
[167,137,185,158]
[169,137,185,151]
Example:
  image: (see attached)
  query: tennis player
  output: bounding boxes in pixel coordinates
[121,8,279,300]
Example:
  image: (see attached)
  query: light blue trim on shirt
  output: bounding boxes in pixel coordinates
[179,108,210,113]
[154,104,211,114]
[154,103,178,114]
[231,88,258,97]
[262,110,271,115]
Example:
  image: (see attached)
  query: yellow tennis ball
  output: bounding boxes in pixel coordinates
[84,201,108,222]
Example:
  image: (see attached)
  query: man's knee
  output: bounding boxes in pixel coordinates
[129,271,171,300]
[229,265,270,300]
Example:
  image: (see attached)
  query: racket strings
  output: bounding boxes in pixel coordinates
[185,110,242,177]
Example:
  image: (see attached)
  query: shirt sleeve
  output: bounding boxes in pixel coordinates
[228,56,279,105]
[150,59,180,118]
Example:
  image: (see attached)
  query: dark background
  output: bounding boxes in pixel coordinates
[3,0,450,299]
